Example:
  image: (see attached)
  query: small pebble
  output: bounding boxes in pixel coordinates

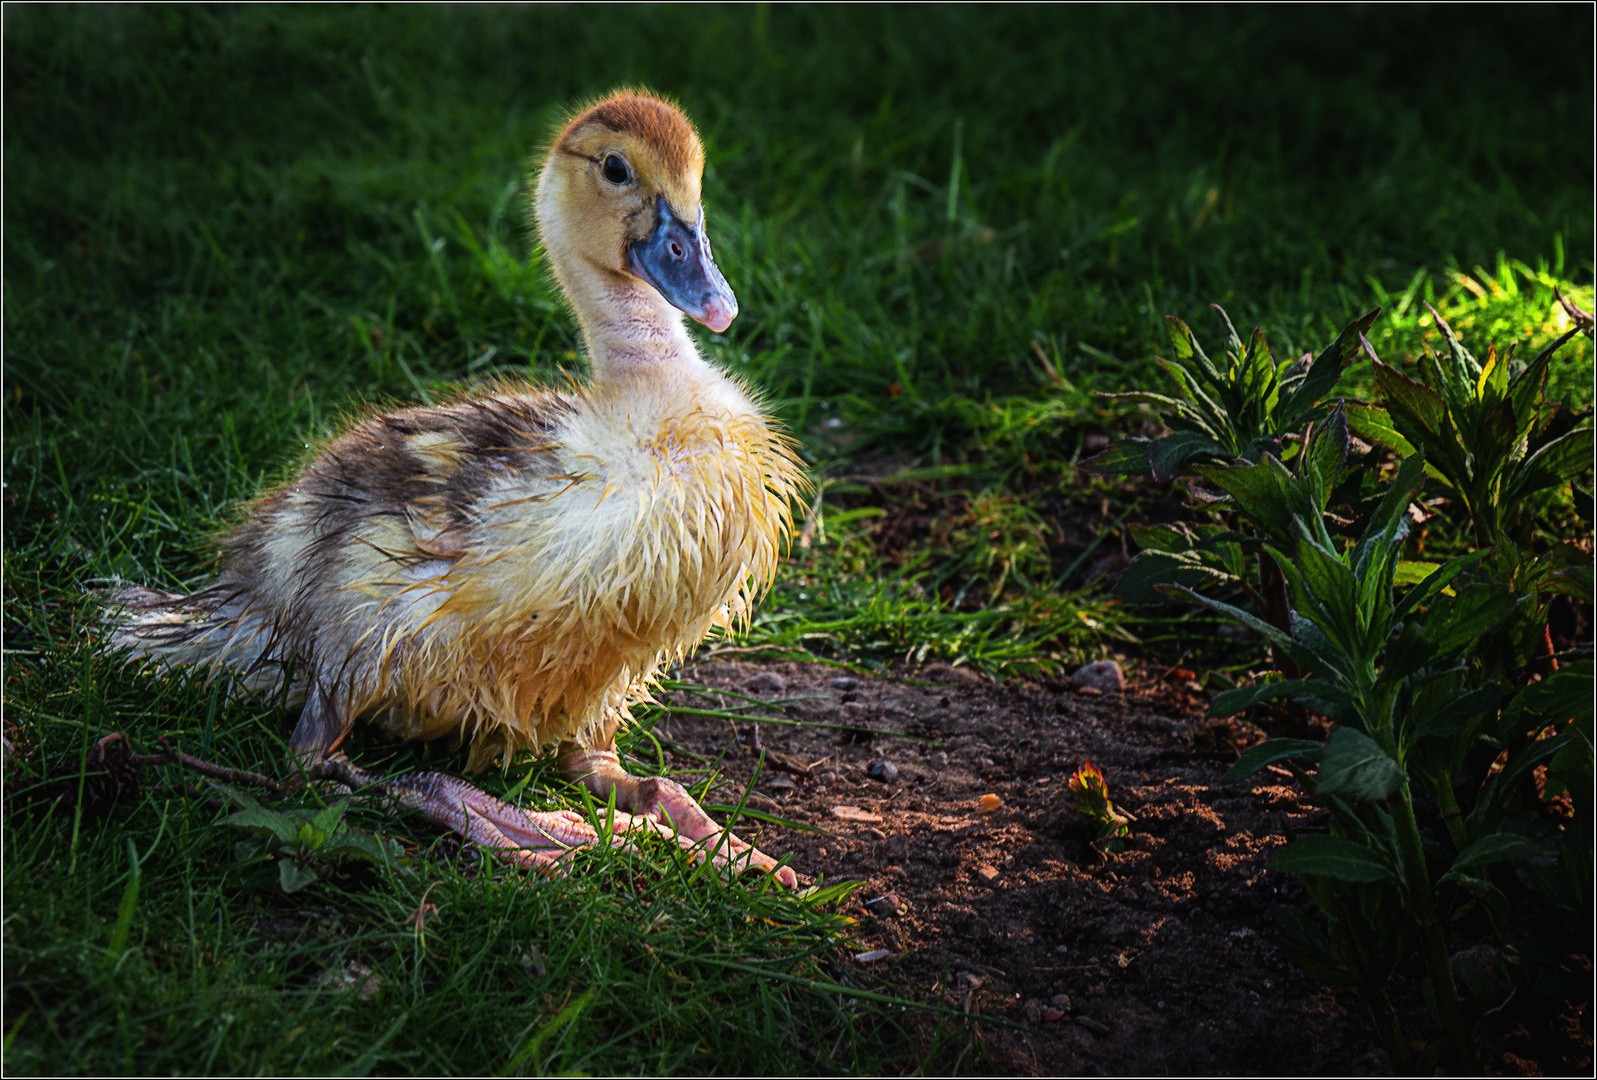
[831,676,858,690]
[978,793,1002,814]
[854,948,891,963]
[1071,659,1124,693]
[763,773,796,791]
[930,751,949,768]
[1076,1016,1112,1037]
[867,760,898,783]
[746,671,787,694]
[976,864,1000,882]
[831,805,883,823]
[1050,993,1072,1011]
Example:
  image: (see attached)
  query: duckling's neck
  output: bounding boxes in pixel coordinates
[564,266,711,389]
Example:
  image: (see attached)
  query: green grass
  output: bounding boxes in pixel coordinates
[5,5,1592,1074]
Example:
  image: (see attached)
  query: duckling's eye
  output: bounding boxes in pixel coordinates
[601,154,631,185]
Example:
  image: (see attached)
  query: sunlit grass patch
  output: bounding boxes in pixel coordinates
[751,497,1134,679]
[1360,247,1593,407]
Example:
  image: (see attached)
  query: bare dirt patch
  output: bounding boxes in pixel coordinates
[659,658,1588,1076]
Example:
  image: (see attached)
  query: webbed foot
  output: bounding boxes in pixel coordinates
[558,745,798,888]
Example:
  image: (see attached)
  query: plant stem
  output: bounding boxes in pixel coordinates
[1259,557,1300,678]
[1432,773,1469,851]
[1390,787,1477,1075]
[1362,980,1412,1073]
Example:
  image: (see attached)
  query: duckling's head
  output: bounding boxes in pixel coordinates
[536,90,737,333]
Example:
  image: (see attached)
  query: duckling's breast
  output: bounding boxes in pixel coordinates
[376,387,806,763]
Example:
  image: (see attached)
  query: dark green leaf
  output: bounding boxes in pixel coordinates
[1543,740,1592,802]
[1164,316,1223,392]
[1345,403,1415,455]
[1444,872,1514,934]
[1148,431,1230,481]
[1304,406,1349,507]
[1513,661,1593,728]
[1507,427,1595,503]
[1294,685,1364,726]
[1466,734,1572,835]
[1211,305,1245,362]
[311,800,349,838]
[1286,537,1363,655]
[1278,308,1381,429]
[278,858,319,893]
[1392,549,1490,622]
[1273,834,1396,883]
[1126,522,1182,551]
[321,830,401,862]
[1158,585,1295,650]
[1191,457,1295,539]
[1425,303,1483,381]
[1421,583,1514,655]
[1470,394,1521,489]
[1316,728,1406,801]
[222,808,302,848]
[1444,832,1540,876]
[1225,737,1323,782]
[1285,608,1357,684]
[1080,437,1152,476]
[1355,454,1426,575]
[1113,549,1235,604]
[1508,335,1558,427]
[1212,682,1323,718]
[1374,362,1455,463]
[1412,684,1503,744]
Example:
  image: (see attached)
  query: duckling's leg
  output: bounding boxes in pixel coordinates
[287,682,355,763]
[313,759,624,874]
[558,739,799,888]
[288,687,613,873]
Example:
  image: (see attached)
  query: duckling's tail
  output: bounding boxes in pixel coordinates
[102,583,296,699]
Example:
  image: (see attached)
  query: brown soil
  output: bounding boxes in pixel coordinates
[660,657,1589,1076]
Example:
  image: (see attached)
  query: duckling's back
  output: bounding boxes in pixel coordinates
[108,375,805,769]
[108,388,569,690]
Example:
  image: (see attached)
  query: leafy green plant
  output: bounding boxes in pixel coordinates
[1066,760,1131,852]
[1353,306,1592,546]
[221,795,401,893]
[1111,302,1593,1073]
[1205,455,1591,1069]
[1087,304,1379,481]
[1097,311,1388,670]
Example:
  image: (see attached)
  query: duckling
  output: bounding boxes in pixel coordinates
[107,90,807,886]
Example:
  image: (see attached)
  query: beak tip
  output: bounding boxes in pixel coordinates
[696,300,737,334]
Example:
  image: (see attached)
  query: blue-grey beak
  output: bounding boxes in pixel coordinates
[625,197,739,333]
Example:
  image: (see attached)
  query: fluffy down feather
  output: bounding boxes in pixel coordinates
[110,370,807,771]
